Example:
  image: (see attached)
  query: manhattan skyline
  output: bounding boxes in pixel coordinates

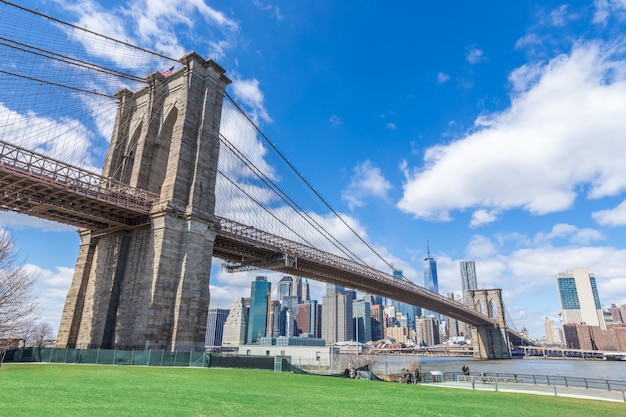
[3,1,626,340]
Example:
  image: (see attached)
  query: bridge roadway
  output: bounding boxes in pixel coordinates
[214,216,498,328]
[0,139,527,342]
[0,140,158,231]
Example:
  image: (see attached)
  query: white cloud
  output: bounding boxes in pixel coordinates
[330,115,343,127]
[437,72,450,84]
[386,122,397,131]
[58,0,239,65]
[550,5,571,26]
[534,223,605,245]
[469,209,500,228]
[253,1,283,20]
[466,45,487,64]
[22,263,76,334]
[398,40,626,221]
[593,0,626,25]
[342,160,393,210]
[592,198,626,226]
[230,78,272,123]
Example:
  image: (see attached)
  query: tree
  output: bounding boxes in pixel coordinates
[0,230,38,364]
[29,322,54,348]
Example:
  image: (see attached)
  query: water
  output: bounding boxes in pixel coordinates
[370,355,626,381]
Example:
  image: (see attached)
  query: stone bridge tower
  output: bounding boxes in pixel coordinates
[467,289,512,359]
[56,53,230,351]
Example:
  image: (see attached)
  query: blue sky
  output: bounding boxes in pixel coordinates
[2,0,626,340]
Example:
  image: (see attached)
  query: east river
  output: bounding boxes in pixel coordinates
[370,355,626,381]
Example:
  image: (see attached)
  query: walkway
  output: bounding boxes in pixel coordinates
[432,379,626,403]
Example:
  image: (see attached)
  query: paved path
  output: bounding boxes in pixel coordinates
[431,380,626,403]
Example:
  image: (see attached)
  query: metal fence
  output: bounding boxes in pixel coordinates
[436,371,626,392]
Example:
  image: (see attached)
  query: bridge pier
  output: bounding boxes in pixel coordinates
[467,289,512,359]
[56,53,230,351]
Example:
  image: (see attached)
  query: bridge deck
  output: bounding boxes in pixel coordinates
[0,140,158,231]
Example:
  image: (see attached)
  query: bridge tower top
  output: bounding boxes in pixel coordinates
[104,53,231,221]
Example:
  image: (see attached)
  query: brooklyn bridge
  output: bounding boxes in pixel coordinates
[0,2,526,358]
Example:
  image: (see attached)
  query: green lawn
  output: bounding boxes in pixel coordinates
[0,364,623,416]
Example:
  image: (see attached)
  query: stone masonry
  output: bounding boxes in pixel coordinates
[55,53,231,351]
[468,288,512,359]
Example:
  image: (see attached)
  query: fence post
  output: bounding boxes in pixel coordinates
[96,348,100,364]
[160,349,164,367]
[147,349,151,366]
[553,385,557,397]
[113,348,117,365]
[131,349,134,366]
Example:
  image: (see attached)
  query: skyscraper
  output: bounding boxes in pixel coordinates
[390,270,419,328]
[423,249,439,294]
[423,247,439,319]
[321,290,353,345]
[277,276,293,301]
[247,276,271,344]
[556,267,606,330]
[460,261,478,303]
[301,278,310,302]
[205,308,229,347]
[353,299,372,343]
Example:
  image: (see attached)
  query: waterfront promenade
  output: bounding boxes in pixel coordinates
[433,378,626,403]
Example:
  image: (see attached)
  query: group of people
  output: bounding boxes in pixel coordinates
[461,365,470,376]
[344,367,361,379]
[400,368,421,384]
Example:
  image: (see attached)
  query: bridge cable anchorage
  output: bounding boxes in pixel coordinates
[223,92,398,273]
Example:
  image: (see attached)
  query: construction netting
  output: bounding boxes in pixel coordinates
[3,348,291,372]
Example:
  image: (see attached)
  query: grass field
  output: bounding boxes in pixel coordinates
[0,363,624,416]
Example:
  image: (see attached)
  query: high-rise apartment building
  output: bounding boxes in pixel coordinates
[205,308,229,347]
[460,261,478,303]
[321,290,353,345]
[416,316,440,346]
[544,317,556,344]
[247,276,271,344]
[221,298,248,347]
[556,267,606,330]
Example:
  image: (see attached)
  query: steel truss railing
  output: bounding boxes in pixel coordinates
[0,140,159,211]
[216,216,494,326]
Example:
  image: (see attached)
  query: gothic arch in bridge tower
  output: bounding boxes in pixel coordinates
[467,289,511,359]
[55,53,231,351]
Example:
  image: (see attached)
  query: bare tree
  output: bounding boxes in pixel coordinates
[0,230,38,364]
[29,322,54,347]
